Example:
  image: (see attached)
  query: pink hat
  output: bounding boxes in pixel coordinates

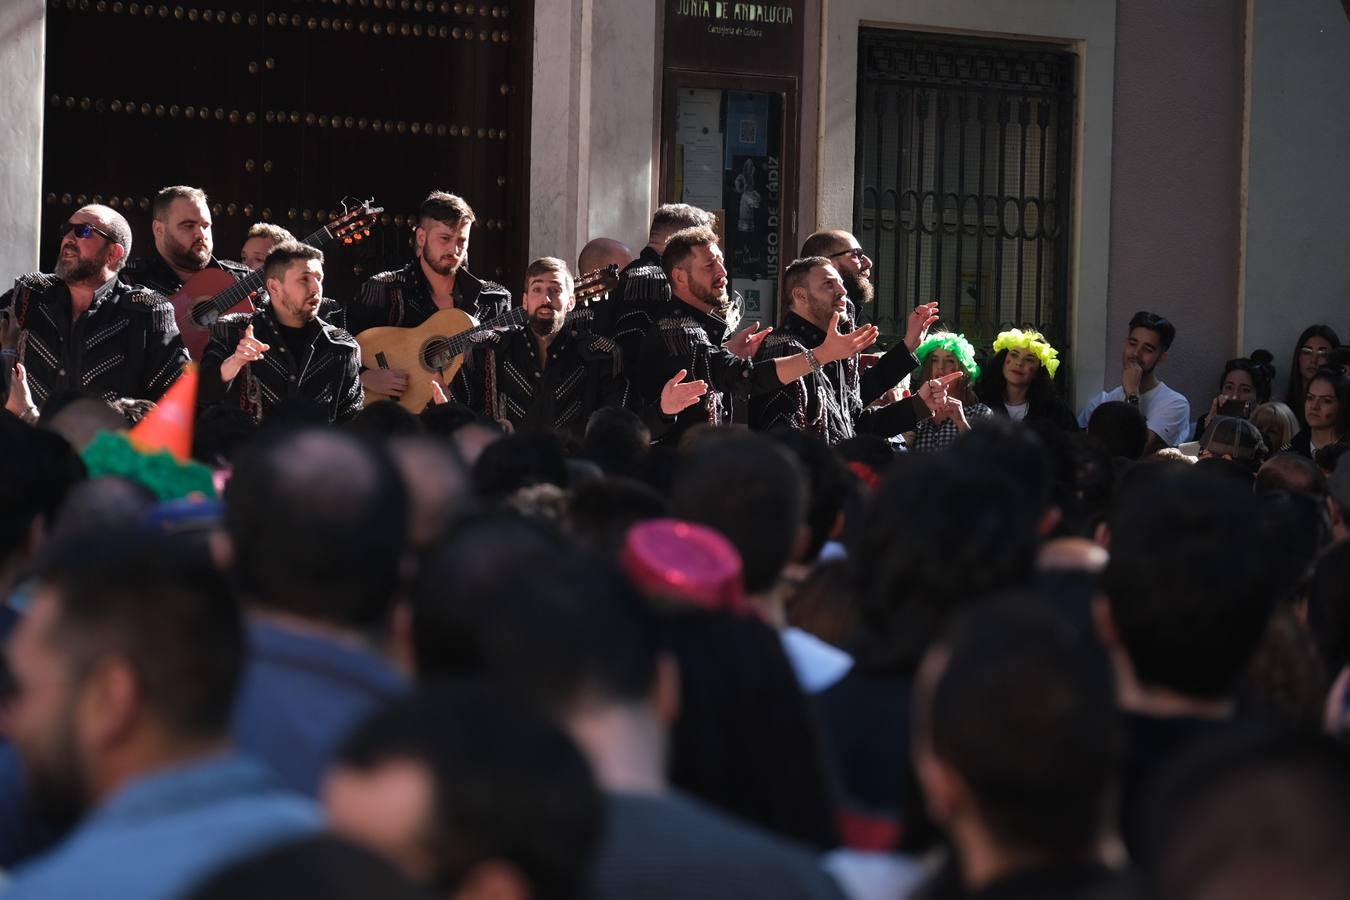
[621,519,748,614]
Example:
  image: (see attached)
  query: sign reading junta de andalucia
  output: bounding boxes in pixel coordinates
[673,0,796,37]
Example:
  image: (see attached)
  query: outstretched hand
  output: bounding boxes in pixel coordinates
[660,369,709,416]
[724,322,772,359]
[816,312,879,364]
[903,301,941,351]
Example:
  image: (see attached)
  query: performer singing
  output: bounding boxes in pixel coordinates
[200,242,362,424]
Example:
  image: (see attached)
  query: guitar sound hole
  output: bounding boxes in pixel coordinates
[421,337,452,371]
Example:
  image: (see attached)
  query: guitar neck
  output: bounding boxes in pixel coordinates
[428,307,528,369]
[207,223,337,316]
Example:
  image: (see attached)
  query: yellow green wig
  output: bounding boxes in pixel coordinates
[992,328,1061,379]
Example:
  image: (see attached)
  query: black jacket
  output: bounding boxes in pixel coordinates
[346,259,512,339]
[199,304,363,424]
[750,310,926,443]
[122,251,252,297]
[637,298,784,443]
[1,273,187,408]
[450,325,637,437]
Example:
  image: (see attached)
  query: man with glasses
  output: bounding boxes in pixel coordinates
[1,204,187,419]
[800,230,876,309]
[1077,310,1190,452]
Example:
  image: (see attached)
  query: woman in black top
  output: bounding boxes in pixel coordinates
[975,328,1078,431]
[1285,324,1341,428]
[1289,367,1350,460]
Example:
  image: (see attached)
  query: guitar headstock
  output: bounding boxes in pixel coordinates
[326,197,383,245]
[575,263,620,303]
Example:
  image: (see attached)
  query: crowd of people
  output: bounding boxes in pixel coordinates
[0,185,1348,899]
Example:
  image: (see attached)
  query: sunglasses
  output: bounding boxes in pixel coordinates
[59,221,115,242]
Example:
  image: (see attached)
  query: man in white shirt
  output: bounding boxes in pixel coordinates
[1078,311,1191,451]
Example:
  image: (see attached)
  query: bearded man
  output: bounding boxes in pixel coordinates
[637,227,879,444]
[200,241,362,424]
[0,204,186,416]
[346,190,512,401]
[799,229,875,311]
[450,257,705,437]
[123,185,251,297]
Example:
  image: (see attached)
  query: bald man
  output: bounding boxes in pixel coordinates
[578,237,632,278]
[1,204,186,418]
[800,229,874,309]
[571,237,633,335]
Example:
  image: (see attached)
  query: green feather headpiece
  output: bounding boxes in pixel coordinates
[914,332,981,382]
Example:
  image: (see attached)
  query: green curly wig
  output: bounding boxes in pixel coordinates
[914,332,981,382]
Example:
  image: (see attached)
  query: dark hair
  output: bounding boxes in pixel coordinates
[765,428,850,562]
[1143,729,1350,900]
[660,226,720,281]
[1127,311,1176,351]
[224,428,408,630]
[1104,468,1278,699]
[851,451,1038,675]
[1088,401,1148,459]
[566,477,669,557]
[782,256,832,305]
[336,684,603,899]
[672,433,806,594]
[1217,357,1272,404]
[1307,367,1350,438]
[471,432,569,500]
[1308,541,1350,675]
[524,256,575,295]
[346,400,425,439]
[418,191,476,227]
[666,609,840,850]
[186,837,433,900]
[1255,451,1327,496]
[923,597,1123,856]
[0,415,85,568]
[1285,324,1342,413]
[580,406,651,478]
[975,347,1067,415]
[650,203,710,233]
[1330,345,1350,374]
[1316,440,1350,474]
[152,185,208,220]
[411,513,660,711]
[262,241,323,283]
[31,531,243,739]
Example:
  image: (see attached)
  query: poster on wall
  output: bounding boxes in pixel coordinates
[674,88,784,323]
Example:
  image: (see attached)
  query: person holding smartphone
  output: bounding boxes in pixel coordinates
[1192,355,1274,440]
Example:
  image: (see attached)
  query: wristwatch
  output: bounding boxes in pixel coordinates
[1125,394,1140,407]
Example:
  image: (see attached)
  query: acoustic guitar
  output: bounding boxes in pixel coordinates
[169,200,381,358]
[356,264,621,412]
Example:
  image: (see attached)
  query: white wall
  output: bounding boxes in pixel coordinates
[0,0,45,281]
[818,0,1118,409]
[1242,0,1350,397]
[529,0,659,266]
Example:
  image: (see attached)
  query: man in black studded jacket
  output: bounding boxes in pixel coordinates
[345,191,511,404]
[200,242,362,425]
[450,257,640,437]
[1,204,186,416]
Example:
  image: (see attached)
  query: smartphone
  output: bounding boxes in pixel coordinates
[1219,398,1252,418]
